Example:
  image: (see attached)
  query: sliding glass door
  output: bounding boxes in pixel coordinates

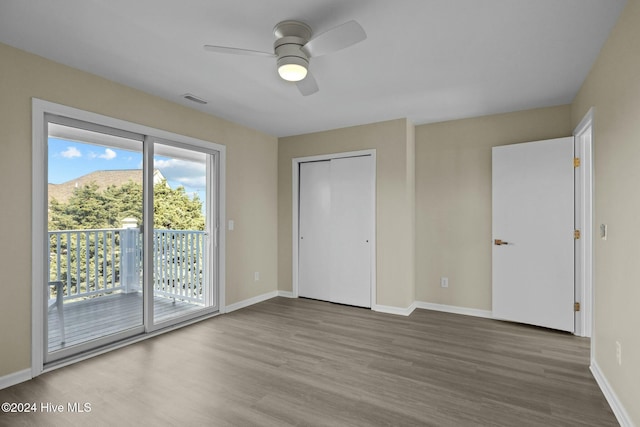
[43,114,220,363]
[150,140,218,327]
[46,118,145,361]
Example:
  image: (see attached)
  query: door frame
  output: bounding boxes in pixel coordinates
[292,150,377,307]
[31,98,226,375]
[573,107,595,338]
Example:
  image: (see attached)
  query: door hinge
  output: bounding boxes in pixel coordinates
[574,229,581,239]
[574,157,581,168]
[574,302,581,312]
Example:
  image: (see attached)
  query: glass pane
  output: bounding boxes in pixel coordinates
[47,123,143,356]
[152,143,213,324]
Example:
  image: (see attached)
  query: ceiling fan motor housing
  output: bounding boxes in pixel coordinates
[273,21,312,70]
[275,37,309,68]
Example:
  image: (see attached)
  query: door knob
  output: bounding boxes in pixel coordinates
[494,239,509,245]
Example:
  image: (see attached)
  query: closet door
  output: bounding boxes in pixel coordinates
[298,156,373,307]
[298,161,332,301]
[329,156,373,307]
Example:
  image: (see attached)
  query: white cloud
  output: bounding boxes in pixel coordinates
[173,176,207,188]
[61,146,81,158]
[98,148,117,160]
[154,158,206,191]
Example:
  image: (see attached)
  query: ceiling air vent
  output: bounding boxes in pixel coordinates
[182,93,208,105]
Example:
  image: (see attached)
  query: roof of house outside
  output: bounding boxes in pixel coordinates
[48,169,165,204]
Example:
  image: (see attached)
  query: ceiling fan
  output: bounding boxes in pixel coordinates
[204,19,367,96]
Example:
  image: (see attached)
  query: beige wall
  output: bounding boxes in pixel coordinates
[278,119,415,308]
[572,0,640,423]
[0,42,278,377]
[415,105,573,310]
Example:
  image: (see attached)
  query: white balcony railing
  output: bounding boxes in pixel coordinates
[48,227,207,305]
[152,229,208,304]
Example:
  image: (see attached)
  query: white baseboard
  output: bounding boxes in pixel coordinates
[0,368,31,390]
[415,301,493,319]
[372,302,417,316]
[225,291,278,313]
[591,360,634,427]
[277,291,295,298]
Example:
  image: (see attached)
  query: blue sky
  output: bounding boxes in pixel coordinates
[48,137,141,184]
[48,138,206,203]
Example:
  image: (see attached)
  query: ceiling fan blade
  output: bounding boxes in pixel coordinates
[302,20,366,57]
[203,45,275,57]
[296,72,319,96]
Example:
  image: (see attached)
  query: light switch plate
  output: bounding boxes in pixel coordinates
[228,220,234,231]
[600,224,607,240]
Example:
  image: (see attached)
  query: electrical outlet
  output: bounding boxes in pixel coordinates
[254,271,260,282]
[616,341,622,365]
[440,277,449,288]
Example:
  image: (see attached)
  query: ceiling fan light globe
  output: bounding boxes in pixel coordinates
[278,63,308,82]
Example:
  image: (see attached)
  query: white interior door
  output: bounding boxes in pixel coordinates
[298,156,373,307]
[492,137,574,332]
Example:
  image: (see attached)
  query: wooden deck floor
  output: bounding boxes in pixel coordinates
[48,293,203,353]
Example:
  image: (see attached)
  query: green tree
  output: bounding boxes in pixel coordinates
[103,180,144,227]
[49,183,110,230]
[153,180,205,230]
[49,179,204,231]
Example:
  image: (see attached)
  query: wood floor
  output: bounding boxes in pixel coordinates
[1,297,617,426]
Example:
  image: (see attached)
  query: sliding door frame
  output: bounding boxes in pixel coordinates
[42,114,146,363]
[31,98,226,376]
[145,136,221,333]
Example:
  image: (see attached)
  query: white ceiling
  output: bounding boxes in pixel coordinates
[0,0,626,137]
